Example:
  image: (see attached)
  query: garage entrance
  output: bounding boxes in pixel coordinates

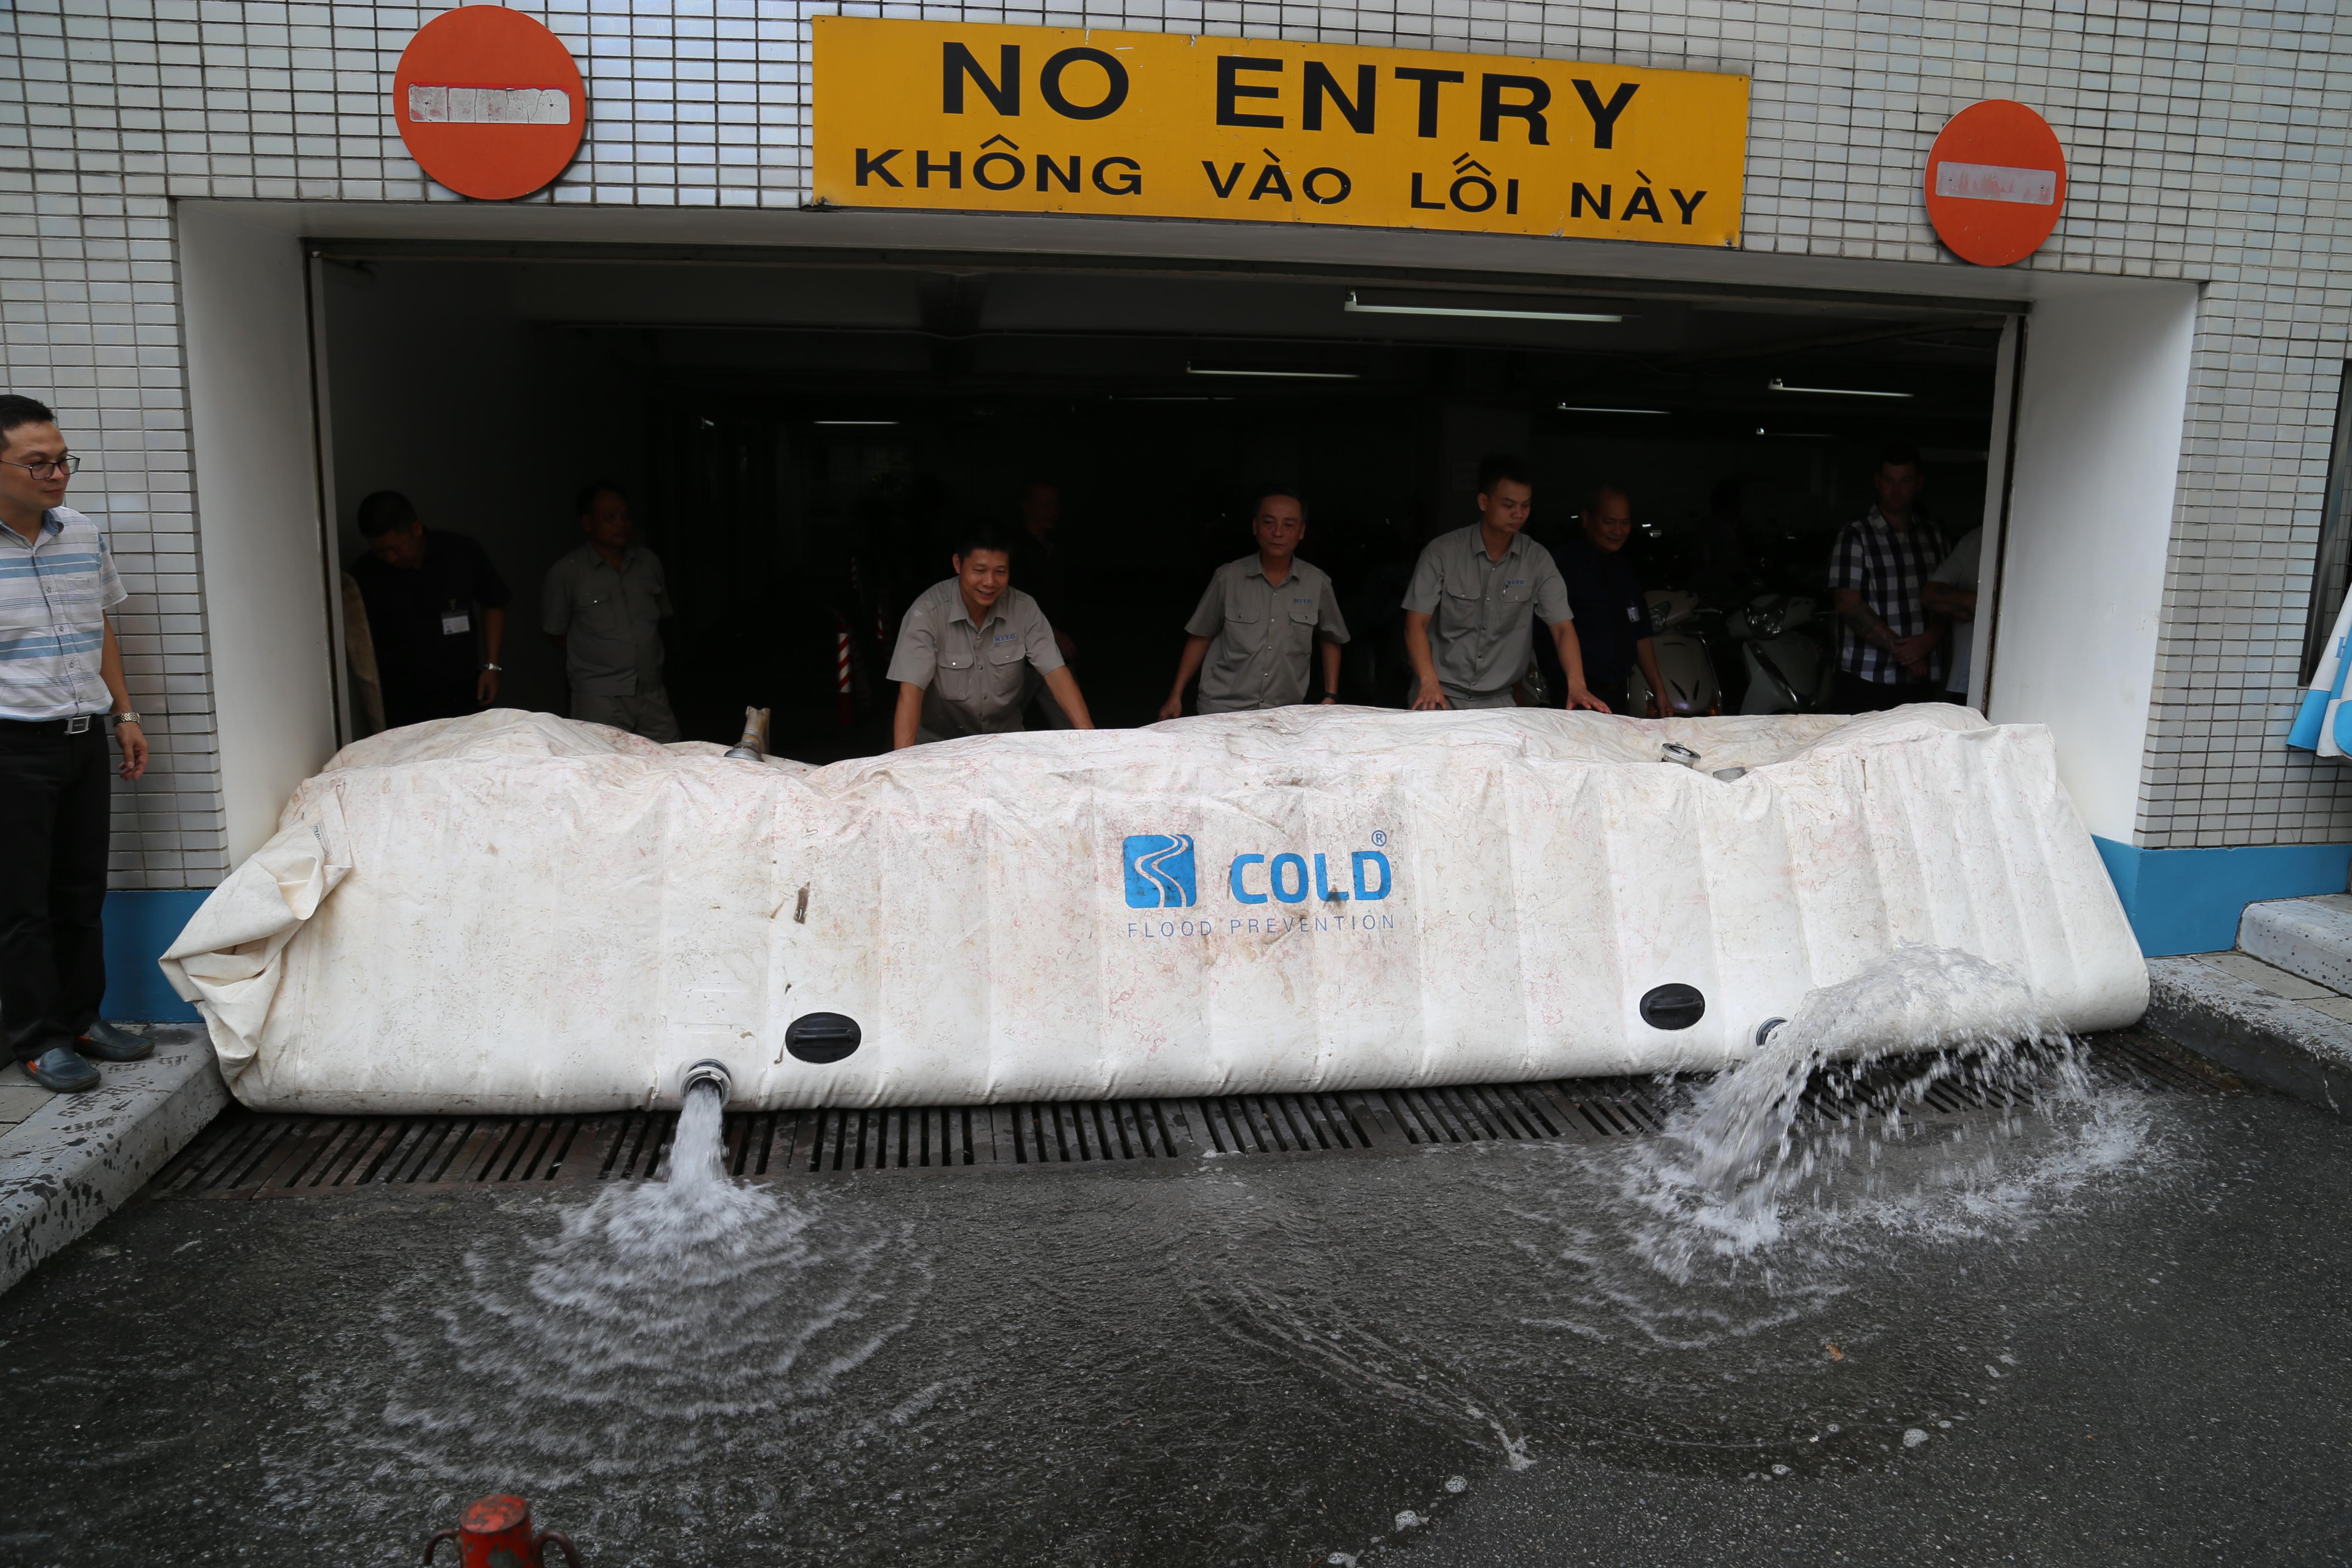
[315,244,2008,757]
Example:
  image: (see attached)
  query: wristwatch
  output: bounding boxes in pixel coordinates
[111,710,142,727]
[481,663,503,672]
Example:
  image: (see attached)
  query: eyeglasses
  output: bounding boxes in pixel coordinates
[0,454,80,479]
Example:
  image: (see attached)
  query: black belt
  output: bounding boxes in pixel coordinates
[0,714,103,735]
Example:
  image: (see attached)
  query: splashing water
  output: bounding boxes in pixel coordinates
[1633,946,2099,1269]
[364,1080,930,1494]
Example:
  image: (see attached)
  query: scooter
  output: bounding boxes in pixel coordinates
[1626,589,1723,717]
[1722,593,1836,714]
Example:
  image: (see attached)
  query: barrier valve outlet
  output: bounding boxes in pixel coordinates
[423,1494,580,1568]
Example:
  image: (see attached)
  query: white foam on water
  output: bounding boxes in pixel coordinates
[364,1082,931,1492]
[1625,944,2156,1285]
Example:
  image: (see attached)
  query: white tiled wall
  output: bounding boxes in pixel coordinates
[3,0,2347,882]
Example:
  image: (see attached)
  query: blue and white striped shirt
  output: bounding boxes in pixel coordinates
[0,506,127,721]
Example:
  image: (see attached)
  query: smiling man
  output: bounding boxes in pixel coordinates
[1402,453,1611,713]
[1159,488,1350,718]
[887,526,1095,748]
[0,395,155,1093]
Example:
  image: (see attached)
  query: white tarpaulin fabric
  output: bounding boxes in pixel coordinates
[161,705,2147,1114]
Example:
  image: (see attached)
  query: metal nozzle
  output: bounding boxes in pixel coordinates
[1754,1017,1788,1048]
[723,705,771,762]
[680,1058,734,1103]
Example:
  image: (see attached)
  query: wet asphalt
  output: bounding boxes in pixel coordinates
[0,1069,2346,1566]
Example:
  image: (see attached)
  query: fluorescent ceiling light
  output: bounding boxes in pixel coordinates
[1347,291,1624,324]
[815,419,897,426]
[1559,404,1671,416]
[1768,377,1912,399]
[1186,364,1360,380]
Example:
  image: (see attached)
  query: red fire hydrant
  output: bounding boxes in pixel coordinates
[422,1494,579,1567]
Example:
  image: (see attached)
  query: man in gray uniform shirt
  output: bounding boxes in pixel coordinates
[1158,488,1349,718]
[888,526,1096,747]
[542,481,680,741]
[1402,453,1611,713]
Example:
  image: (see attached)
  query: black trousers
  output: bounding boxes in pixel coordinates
[383,675,480,731]
[1832,670,1958,714]
[0,724,110,1063]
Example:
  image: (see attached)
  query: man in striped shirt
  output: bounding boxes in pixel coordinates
[1827,445,1954,713]
[0,395,156,1093]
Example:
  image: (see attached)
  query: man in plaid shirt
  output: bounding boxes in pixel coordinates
[1827,445,1954,713]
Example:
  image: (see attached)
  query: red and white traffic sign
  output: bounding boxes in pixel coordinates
[394,6,585,201]
[1924,100,2067,266]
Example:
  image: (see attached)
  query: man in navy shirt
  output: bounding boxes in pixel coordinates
[1557,484,1671,717]
[347,490,511,730]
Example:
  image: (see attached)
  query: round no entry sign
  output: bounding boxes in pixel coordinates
[394,6,585,201]
[1924,100,2067,266]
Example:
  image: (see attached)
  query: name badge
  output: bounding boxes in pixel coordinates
[441,612,472,635]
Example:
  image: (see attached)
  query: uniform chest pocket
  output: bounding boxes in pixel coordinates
[1222,597,1268,655]
[1439,577,1485,628]
[934,648,979,701]
[579,591,625,632]
[984,635,1027,697]
[1499,576,1534,604]
[1277,596,1320,653]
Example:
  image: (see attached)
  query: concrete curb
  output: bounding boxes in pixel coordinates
[2145,956,2352,1116]
[2237,894,2352,994]
[0,1026,229,1295]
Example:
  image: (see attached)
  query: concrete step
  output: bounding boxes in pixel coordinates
[2145,955,2352,1116]
[0,1026,227,1296]
[2238,894,2352,995]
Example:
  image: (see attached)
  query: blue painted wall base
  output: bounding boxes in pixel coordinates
[101,888,209,1022]
[2093,837,2352,957]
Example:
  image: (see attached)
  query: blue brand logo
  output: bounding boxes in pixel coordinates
[1123,834,1198,908]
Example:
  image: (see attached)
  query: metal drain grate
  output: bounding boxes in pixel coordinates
[2087,1027,2244,1093]
[147,1112,598,1199]
[146,1036,2226,1201]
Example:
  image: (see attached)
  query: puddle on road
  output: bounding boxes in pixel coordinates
[0,966,2193,1567]
[268,1017,2165,1565]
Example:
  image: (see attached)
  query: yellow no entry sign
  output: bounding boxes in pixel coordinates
[813,18,1749,247]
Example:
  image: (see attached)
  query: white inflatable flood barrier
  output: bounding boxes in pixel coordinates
[160,706,2148,1114]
